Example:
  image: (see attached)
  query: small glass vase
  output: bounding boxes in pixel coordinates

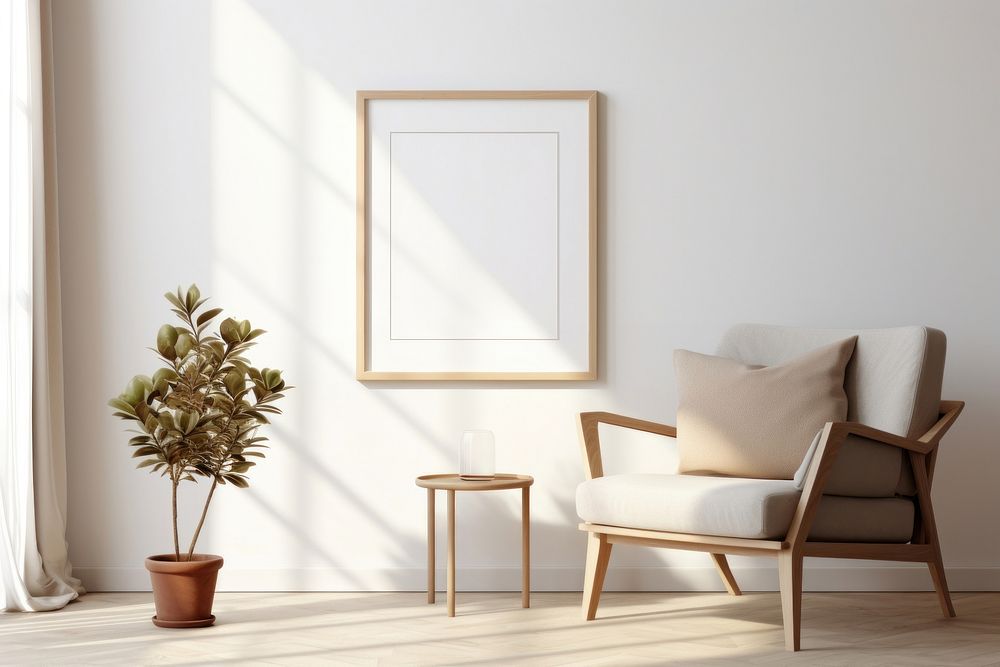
[460,430,495,481]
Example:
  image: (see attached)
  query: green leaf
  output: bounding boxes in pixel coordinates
[156,324,179,357]
[186,284,201,310]
[152,379,169,398]
[108,397,137,415]
[219,318,240,344]
[152,368,178,385]
[197,307,223,326]
[164,291,185,310]
[174,411,192,434]
[224,474,249,488]
[206,340,226,361]
[224,370,245,397]
[263,369,282,389]
[132,446,161,457]
[158,412,176,432]
[122,375,153,405]
[175,333,195,358]
[245,410,270,424]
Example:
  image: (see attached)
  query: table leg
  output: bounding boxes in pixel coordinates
[522,486,530,608]
[447,489,456,617]
[427,488,435,604]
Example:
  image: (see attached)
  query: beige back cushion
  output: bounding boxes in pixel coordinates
[716,324,947,496]
[675,337,857,480]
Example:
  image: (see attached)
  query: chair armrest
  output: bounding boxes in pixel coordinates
[919,400,964,445]
[785,400,964,545]
[831,400,964,455]
[579,412,677,480]
[831,422,930,454]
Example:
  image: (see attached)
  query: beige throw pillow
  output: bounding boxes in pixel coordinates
[675,337,857,480]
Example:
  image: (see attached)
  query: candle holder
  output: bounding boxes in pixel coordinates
[460,430,495,480]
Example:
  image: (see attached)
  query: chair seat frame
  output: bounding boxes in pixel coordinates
[578,400,964,651]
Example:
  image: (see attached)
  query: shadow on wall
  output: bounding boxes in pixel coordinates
[198,0,623,590]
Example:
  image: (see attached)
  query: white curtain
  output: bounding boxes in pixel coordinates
[1,0,83,612]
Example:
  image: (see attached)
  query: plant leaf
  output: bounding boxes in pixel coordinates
[197,307,223,326]
[132,446,161,458]
[108,398,137,415]
[224,474,249,488]
[186,284,201,310]
[164,291,185,309]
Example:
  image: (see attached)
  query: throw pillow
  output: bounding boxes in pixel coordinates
[674,337,857,479]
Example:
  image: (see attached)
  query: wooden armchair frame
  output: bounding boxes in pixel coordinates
[578,400,964,651]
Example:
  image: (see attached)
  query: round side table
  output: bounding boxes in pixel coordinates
[415,473,534,617]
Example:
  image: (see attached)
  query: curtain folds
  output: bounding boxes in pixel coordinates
[1,0,84,612]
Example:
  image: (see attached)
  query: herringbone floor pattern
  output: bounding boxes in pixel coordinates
[2,592,999,665]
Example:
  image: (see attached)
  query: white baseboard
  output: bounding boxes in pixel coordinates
[75,565,1000,593]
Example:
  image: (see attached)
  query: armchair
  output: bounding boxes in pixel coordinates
[576,325,964,651]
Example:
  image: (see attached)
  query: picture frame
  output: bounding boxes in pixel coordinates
[356,90,597,380]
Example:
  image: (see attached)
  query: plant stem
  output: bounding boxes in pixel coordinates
[186,478,218,560]
[184,405,242,560]
[171,470,181,561]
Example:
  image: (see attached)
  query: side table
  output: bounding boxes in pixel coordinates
[415,473,534,617]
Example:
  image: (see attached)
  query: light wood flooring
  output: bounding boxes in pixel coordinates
[2,591,999,665]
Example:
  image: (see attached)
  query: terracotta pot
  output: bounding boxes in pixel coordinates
[145,554,224,628]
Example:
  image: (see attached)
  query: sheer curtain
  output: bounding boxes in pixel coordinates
[1,0,83,612]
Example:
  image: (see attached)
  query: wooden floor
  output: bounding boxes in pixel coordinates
[2,591,999,665]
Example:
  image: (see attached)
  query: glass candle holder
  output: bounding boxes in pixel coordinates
[460,430,495,480]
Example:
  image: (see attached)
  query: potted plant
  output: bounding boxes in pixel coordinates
[109,285,289,628]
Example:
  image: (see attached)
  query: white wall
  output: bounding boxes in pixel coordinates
[51,0,1000,592]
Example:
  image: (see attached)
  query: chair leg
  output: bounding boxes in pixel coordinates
[710,553,741,596]
[778,551,803,651]
[582,532,612,621]
[910,451,956,618]
[928,556,956,618]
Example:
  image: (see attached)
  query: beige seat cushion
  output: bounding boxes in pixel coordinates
[576,473,914,542]
[577,473,800,539]
[675,337,857,480]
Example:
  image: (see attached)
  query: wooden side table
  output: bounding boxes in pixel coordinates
[415,473,534,617]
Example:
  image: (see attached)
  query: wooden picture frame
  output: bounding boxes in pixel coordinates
[356,91,597,381]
